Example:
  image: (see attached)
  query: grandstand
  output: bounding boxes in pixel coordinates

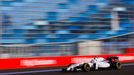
[0,0,134,58]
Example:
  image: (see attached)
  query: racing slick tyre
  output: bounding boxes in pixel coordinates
[82,63,90,72]
[113,62,122,70]
[62,68,67,72]
[114,62,122,70]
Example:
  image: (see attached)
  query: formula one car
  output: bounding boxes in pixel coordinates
[62,56,122,72]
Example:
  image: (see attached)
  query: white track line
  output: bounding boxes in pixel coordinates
[0,69,61,75]
[0,63,134,75]
[122,63,134,66]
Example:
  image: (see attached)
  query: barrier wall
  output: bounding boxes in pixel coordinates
[78,41,102,55]
[125,48,134,53]
[0,53,134,70]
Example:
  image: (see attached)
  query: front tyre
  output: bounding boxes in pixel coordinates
[82,63,90,72]
[62,68,67,72]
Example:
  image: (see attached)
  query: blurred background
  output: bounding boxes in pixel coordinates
[0,0,134,58]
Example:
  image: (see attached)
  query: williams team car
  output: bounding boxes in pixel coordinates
[62,56,122,72]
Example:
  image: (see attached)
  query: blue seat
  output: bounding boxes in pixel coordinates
[0,39,24,43]
[79,13,88,17]
[32,34,46,38]
[120,23,133,27]
[120,19,130,23]
[68,0,78,4]
[122,0,134,5]
[13,29,26,33]
[117,30,130,34]
[15,0,24,2]
[90,34,103,39]
[56,30,70,34]
[47,38,68,42]
[1,1,11,6]
[26,39,36,44]
[68,39,78,42]
[47,12,58,21]
[77,34,89,39]
[45,34,58,38]
[96,30,109,34]
[13,34,25,38]
[99,34,110,38]
[68,17,80,22]
[98,0,107,3]
[78,17,89,22]
[2,34,13,38]
[25,0,36,2]
[58,34,78,38]
[107,30,129,36]
[87,5,99,14]
[106,31,116,34]
[104,14,111,18]
[66,26,81,29]
[36,39,47,43]
[22,25,37,29]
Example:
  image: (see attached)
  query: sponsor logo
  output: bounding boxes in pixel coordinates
[20,59,57,67]
[119,56,134,61]
[71,57,93,63]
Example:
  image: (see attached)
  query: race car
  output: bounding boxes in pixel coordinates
[62,56,122,72]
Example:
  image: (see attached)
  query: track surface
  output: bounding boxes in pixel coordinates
[0,63,134,75]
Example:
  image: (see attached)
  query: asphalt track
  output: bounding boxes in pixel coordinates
[0,63,134,75]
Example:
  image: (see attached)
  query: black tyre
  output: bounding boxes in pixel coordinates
[82,63,90,72]
[62,68,67,72]
[114,62,122,69]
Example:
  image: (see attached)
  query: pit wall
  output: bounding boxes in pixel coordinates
[0,53,134,70]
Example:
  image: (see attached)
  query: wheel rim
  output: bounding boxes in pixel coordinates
[116,63,121,69]
[84,64,90,71]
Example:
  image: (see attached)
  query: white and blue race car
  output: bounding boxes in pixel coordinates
[62,56,122,72]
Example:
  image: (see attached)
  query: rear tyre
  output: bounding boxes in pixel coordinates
[82,63,90,72]
[114,62,122,70]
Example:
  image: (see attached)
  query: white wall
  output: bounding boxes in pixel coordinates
[78,41,102,55]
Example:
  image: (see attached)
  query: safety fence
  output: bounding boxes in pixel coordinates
[0,53,134,70]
